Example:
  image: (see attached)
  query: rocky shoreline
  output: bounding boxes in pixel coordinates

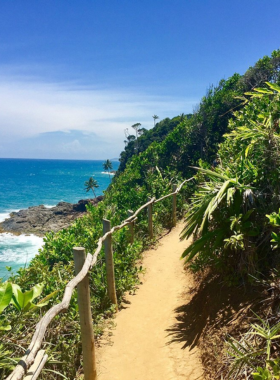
[0,196,103,236]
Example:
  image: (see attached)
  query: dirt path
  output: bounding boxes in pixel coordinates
[97,222,204,380]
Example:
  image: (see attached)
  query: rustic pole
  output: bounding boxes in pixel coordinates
[103,219,118,309]
[172,184,177,227]
[73,247,97,380]
[147,197,153,239]
[24,350,48,380]
[127,209,134,244]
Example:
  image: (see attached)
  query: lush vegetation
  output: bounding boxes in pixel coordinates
[0,165,188,379]
[181,82,280,277]
[1,50,280,379]
[119,115,187,172]
[179,82,280,378]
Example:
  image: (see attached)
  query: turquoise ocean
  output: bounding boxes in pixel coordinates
[0,158,118,280]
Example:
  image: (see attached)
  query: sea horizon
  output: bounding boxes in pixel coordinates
[0,157,120,161]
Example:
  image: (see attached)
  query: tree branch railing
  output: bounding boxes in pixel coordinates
[6,177,193,380]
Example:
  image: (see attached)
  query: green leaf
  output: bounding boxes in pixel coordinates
[266,82,280,93]
[29,283,44,301]
[0,282,13,314]
[200,180,230,233]
[253,87,273,94]
[243,209,255,221]
[226,187,235,206]
[190,166,230,181]
[245,144,252,158]
[21,289,35,310]
[181,230,218,261]
[11,283,46,312]
[244,91,264,98]
[36,290,58,307]
[0,324,11,331]
[11,284,24,311]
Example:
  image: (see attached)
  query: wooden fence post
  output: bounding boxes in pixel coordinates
[103,219,118,309]
[147,197,153,239]
[172,184,177,227]
[24,350,48,380]
[73,247,97,380]
[127,210,134,244]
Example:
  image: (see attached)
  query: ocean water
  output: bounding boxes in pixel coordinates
[0,158,118,280]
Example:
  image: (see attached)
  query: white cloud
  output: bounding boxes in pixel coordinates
[0,70,198,159]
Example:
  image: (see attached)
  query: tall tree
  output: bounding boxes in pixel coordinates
[152,115,159,127]
[84,177,99,198]
[131,123,141,153]
[103,159,113,180]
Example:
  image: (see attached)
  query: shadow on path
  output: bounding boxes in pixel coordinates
[166,271,259,350]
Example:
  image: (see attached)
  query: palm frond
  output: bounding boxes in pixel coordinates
[181,230,218,261]
[190,166,230,181]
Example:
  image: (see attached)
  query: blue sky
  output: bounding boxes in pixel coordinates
[0,0,279,159]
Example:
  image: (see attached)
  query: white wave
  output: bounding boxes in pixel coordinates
[101,171,115,175]
[44,204,56,208]
[0,209,20,223]
[0,233,44,264]
[0,212,11,223]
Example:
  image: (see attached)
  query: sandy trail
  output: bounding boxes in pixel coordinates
[97,222,204,380]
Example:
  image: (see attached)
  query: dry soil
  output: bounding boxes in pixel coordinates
[97,222,204,380]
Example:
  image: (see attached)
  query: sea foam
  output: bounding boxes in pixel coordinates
[0,212,11,223]
[0,209,20,223]
[0,233,43,264]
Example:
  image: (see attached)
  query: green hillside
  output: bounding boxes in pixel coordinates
[1,49,280,380]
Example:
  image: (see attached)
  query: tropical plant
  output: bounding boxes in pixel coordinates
[84,176,99,198]
[0,282,13,331]
[226,316,280,379]
[103,159,113,180]
[131,123,141,153]
[11,283,51,312]
[152,114,159,126]
[0,281,54,334]
[267,209,280,251]
[180,166,257,274]
[181,82,280,277]
[0,282,12,314]
[253,360,280,379]
[0,344,17,370]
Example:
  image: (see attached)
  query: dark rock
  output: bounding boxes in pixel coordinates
[0,196,103,236]
[73,196,104,212]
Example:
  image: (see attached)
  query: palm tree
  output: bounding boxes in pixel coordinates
[84,177,99,198]
[152,115,159,127]
[131,123,141,153]
[103,159,113,180]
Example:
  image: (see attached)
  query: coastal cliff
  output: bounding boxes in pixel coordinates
[0,196,103,236]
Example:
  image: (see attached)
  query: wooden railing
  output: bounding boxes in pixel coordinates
[6,178,193,380]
